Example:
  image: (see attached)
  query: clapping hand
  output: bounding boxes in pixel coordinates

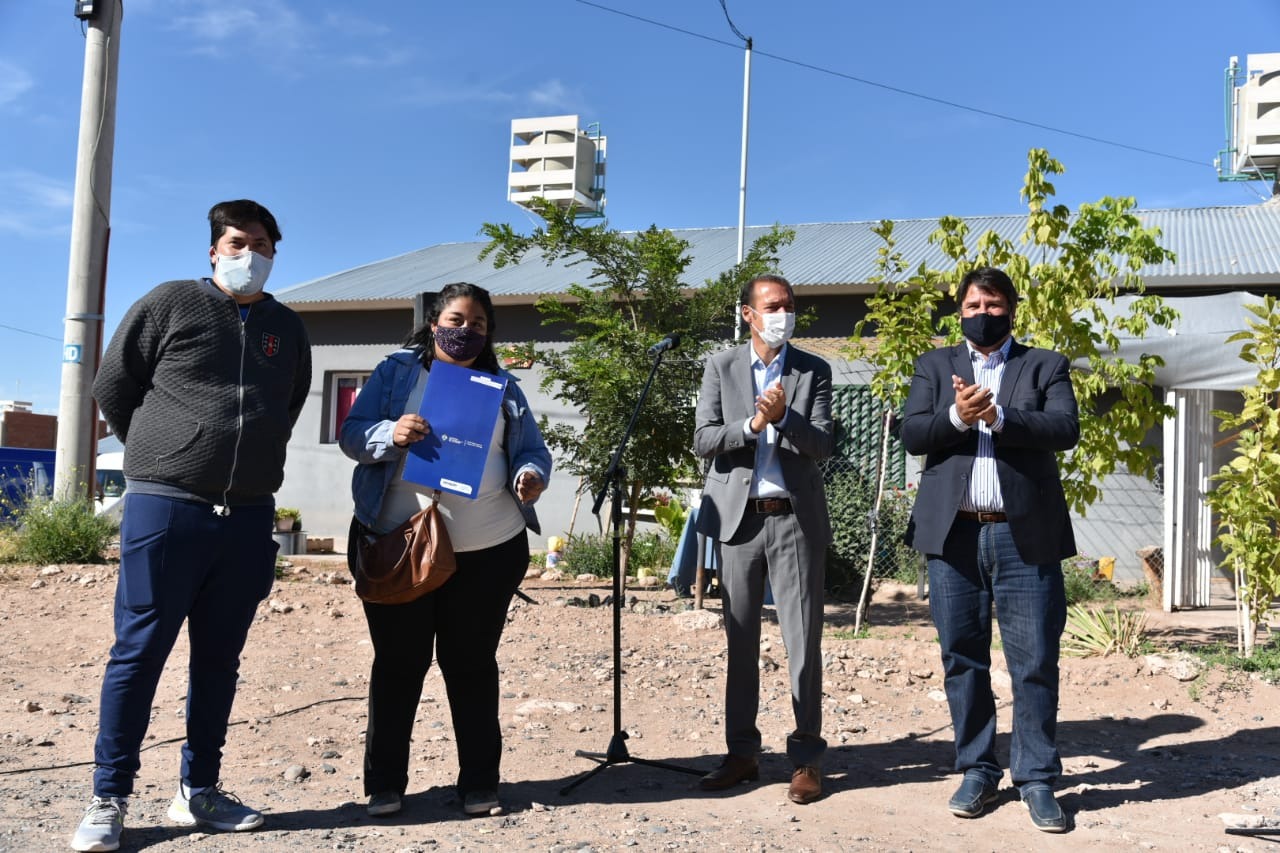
[750,381,786,433]
[952,374,996,426]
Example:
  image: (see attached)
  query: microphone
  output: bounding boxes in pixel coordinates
[647,333,681,357]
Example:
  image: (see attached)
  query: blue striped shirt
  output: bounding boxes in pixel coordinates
[949,339,1011,512]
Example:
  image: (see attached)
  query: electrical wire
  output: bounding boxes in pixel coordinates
[718,0,749,44]
[0,323,61,343]
[570,0,1210,170]
[0,695,365,776]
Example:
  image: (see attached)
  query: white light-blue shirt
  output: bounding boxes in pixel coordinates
[745,345,790,499]
[949,338,1012,512]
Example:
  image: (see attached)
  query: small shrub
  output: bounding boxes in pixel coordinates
[15,498,118,564]
[1182,636,1280,684]
[629,530,675,576]
[563,533,614,578]
[0,527,21,563]
[1062,559,1120,606]
[1061,603,1148,657]
[562,530,675,580]
[822,467,916,596]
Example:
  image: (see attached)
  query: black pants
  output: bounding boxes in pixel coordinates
[357,529,529,797]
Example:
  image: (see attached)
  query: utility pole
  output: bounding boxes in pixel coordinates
[733,35,752,341]
[719,0,752,341]
[55,0,122,501]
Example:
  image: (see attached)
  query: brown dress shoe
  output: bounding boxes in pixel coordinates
[699,754,759,790]
[788,766,822,804]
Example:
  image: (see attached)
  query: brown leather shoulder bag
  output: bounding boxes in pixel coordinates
[354,492,456,604]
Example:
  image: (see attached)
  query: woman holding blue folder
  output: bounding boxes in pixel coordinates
[339,282,552,819]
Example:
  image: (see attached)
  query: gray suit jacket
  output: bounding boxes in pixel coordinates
[899,341,1079,565]
[693,343,835,546]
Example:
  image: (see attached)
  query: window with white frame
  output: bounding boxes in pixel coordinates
[325,371,371,443]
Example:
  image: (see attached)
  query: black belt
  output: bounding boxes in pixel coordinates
[957,510,1007,523]
[747,497,793,515]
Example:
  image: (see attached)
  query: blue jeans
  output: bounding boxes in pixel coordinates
[927,519,1066,788]
[93,494,276,797]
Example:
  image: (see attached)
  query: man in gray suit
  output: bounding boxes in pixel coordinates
[693,274,834,805]
[899,266,1078,833]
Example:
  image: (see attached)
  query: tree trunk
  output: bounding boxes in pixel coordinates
[855,410,894,636]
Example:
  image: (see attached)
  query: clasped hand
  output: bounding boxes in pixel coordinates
[750,382,786,433]
[952,374,997,426]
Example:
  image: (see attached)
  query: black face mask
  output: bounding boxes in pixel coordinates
[961,312,1011,348]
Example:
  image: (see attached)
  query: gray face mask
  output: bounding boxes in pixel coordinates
[214,250,273,296]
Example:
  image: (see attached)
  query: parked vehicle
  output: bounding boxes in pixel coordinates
[0,447,55,524]
[95,451,125,515]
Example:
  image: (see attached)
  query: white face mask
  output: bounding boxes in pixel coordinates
[749,307,795,348]
[214,250,273,297]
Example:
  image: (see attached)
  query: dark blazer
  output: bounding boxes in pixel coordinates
[694,343,835,546]
[899,341,1079,566]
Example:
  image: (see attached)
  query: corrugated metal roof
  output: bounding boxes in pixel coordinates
[276,205,1280,305]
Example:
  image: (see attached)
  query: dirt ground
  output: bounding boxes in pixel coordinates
[1,558,1277,853]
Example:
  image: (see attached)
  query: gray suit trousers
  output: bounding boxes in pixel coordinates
[716,509,827,767]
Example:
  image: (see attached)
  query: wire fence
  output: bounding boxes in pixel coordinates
[822,382,1167,594]
[822,385,921,596]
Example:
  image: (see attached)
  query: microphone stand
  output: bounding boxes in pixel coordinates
[559,342,701,795]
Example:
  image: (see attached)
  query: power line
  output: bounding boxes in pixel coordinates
[718,0,749,45]
[0,323,61,343]
[570,0,1210,170]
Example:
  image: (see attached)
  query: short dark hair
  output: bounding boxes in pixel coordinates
[739,273,794,310]
[403,282,501,374]
[208,199,282,248]
[957,266,1018,309]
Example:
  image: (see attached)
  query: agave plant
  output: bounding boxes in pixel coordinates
[1061,603,1149,658]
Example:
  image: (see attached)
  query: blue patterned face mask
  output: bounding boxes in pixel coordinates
[433,325,487,362]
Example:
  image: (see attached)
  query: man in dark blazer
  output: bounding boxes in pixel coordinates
[693,274,834,805]
[900,266,1078,833]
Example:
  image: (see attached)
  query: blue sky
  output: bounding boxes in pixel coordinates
[1,0,1277,413]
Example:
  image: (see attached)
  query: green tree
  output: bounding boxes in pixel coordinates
[1205,295,1280,658]
[480,199,794,572]
[849,149,1179,514]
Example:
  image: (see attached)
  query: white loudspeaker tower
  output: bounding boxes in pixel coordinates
[1221,53,1280,183]
[508,115,606,218]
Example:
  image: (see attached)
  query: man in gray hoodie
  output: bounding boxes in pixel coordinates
[72,200,311,853]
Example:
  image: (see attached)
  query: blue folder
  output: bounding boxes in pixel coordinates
[401,361,507,499]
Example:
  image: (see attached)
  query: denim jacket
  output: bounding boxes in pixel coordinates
[339,349,552,534]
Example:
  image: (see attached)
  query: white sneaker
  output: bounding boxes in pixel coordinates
[167,784,263,831]
[70,796,126,852]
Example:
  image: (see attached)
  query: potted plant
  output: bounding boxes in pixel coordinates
[499,342,537,369]
[274,507,301,532]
